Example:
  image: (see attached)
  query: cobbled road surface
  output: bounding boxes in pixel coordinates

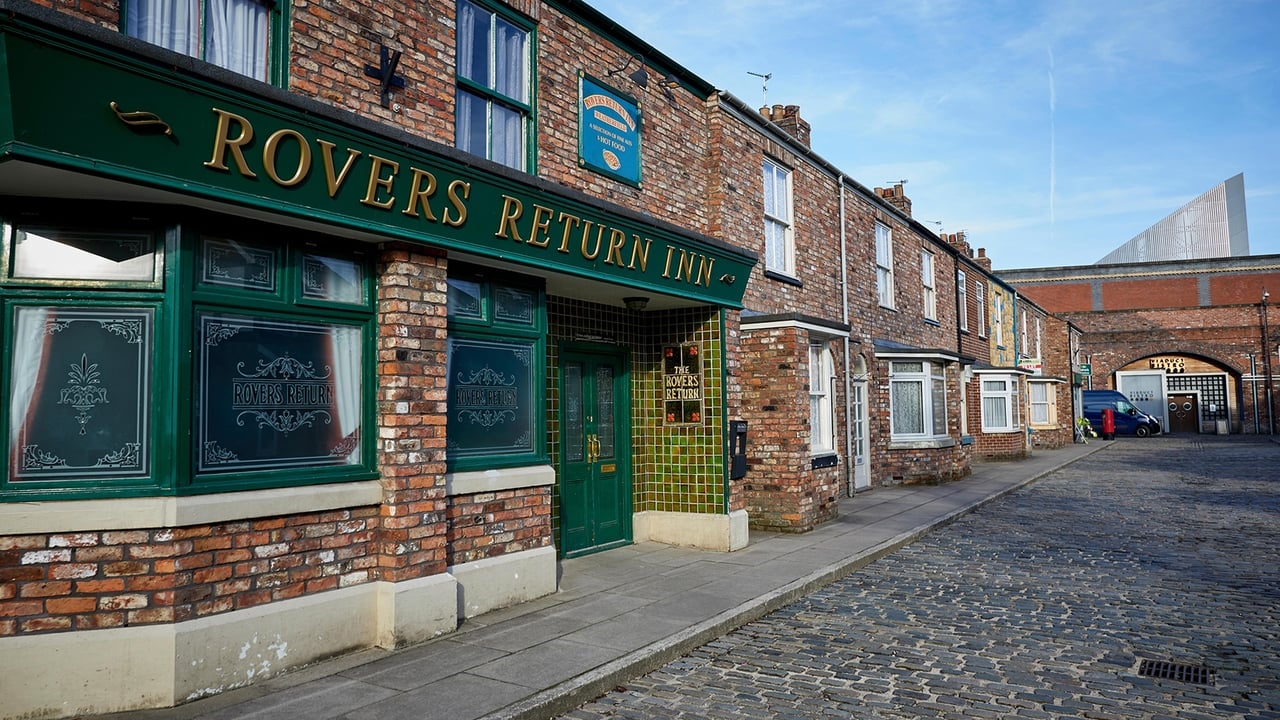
[561,436,1280,719]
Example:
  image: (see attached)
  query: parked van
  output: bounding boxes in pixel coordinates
[1082,390,1162,437]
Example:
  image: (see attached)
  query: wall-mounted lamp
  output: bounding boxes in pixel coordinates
[623,296,650,311]
[608,55,649,89]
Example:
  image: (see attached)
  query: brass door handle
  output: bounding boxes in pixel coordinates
[587,434,599,463]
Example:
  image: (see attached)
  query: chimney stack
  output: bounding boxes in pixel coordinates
[758,104,812,148]
[974,247,992,272]
[941,231,972,257]
[873,183,912,218]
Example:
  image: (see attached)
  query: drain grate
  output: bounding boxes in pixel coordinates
[1137,658,1214,685]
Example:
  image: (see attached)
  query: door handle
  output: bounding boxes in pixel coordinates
[587,434,599,463]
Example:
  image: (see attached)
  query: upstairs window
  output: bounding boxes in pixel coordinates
[456,0,533,171]
[957,270,968,332]
[875,222,894,308]
[921,250,937,321]
[975,281,986,337]
[762,159,795,277]
[124,0,285,84]
[993,293,1005,347]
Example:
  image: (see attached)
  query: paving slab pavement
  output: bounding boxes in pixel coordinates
[98,440,1107,720]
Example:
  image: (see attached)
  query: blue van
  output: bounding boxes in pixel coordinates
[1082,390,1161,437]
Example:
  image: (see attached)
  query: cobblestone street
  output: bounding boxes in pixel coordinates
[561,436,1280,719]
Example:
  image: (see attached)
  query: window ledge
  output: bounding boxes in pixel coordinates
[0,480,384,535]
[887,437,956,450]
[981,428,1023,434]
[810,453,839,470]
[446,465,555,496]
[764,269,803,287]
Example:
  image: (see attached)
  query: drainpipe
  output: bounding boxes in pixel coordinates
[1251,354,1260,435]
[838,175,855,497]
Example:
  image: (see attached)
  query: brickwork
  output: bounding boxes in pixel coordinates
[1003,258,1280,434]
[376,245,452,581]
[446,488,552,565]
[0,509,378,636]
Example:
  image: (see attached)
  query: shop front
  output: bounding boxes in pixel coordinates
[0,8,754,717]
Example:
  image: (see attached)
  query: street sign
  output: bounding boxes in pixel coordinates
[1079,363,1092,376]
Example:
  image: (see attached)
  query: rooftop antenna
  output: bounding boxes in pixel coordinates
[886,179,908,186]
[747,71,772,106]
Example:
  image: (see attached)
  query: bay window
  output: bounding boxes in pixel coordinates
[889,360,947,438]
[809,342,835,454]
[981,374,1019,432]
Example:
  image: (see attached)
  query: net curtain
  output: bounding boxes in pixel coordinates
[126,0,269,82]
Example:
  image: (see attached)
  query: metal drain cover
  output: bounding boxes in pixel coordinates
[1137,658,1214,685]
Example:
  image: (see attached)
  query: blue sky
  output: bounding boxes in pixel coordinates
[587,0,1280,269]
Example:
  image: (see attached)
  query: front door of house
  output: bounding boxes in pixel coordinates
[1168,393,1199,434]
[560,344,631,557]
[851,380,870,491]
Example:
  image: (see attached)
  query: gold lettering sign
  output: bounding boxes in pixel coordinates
[1148,356,1186,373]
[199,107,733,297]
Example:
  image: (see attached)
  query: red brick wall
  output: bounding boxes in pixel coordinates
[1018,282,1094,313]
[1102,277,1199,310]
[377,246,452,582]
[1,509,378,636]
[446,488,552,565]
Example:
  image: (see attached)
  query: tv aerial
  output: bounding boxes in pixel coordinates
[747,71,772,106]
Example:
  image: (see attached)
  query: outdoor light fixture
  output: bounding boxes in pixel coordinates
[623,296,649,311]
[608,55,649,89]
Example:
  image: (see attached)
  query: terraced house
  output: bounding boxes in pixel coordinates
[0,0,1075,717]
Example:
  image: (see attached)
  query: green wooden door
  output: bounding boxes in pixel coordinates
[560,345,631,557]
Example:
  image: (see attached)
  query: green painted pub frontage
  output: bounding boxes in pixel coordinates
[0,4,755,716]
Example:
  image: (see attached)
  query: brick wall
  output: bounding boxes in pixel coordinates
[446,488,552,565]
[1,509,379,636]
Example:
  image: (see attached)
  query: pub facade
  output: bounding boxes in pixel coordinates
[0,0,756,716]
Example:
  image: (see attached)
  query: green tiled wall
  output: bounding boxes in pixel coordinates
[547,298,727,540]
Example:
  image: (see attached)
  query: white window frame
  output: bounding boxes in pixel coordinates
[1035,317,1042,359]
[1028,380,1055,426]
[763,159,795,277]
[889,360,947,439]
[957,270,968,332]
[993,293,1005,347]
[921,250,937,321]
[975,281,986,337]
[876,222,894,308]
[980,373,1019,432]
[809,342,836,454]
[1020,309,1028,354]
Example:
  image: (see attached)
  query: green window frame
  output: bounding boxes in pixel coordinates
[0,206,376,501]
[455,0,536,172]
[120,0,290,86]
[445,263,546,471]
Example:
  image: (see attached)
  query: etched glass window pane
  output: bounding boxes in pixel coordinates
[446,337,535,458]
[595,365,615,459]
[494,285,535,326]
[8,306,152,481]
[12,228,157,282]
[200,237,277,291]
[301,253,365,305]
[196,313,362,474]
[447,277,484,319]
[564,363,584,463]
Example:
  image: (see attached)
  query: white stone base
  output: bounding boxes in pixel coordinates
[633,509,749,552]
[450,544,559,619]
[0,576,458,720]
